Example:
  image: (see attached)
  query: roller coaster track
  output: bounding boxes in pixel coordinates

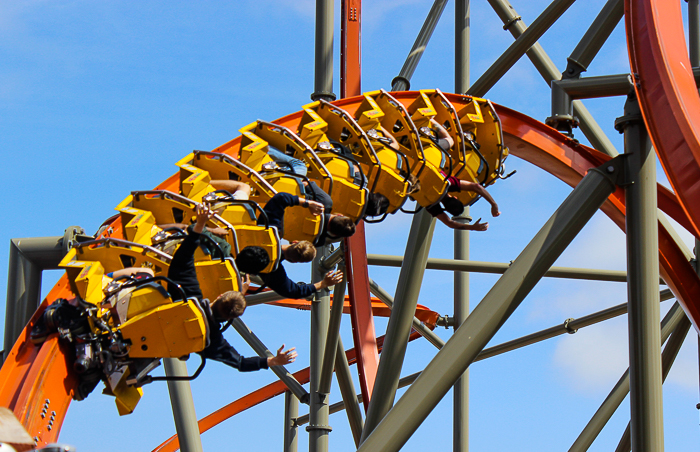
[3,0,700,449]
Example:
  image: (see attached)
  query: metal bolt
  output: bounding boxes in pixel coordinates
[607,165,615,173]
[45,399,50,403]
[41,413,45,419]
[51,411,56,416]
[47,425,52,431]
[33,437,39,443]
[141,336,147,342]
[48,420,54,426]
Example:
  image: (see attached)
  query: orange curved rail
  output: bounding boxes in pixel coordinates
[626,0,700,238]
[3,92,700,449]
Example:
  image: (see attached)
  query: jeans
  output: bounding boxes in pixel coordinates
[267,148,308,177]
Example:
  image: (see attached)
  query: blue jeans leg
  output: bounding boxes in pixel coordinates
[267,148,308,177]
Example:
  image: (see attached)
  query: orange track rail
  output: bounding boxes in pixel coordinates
[626,0,700,238]
[2,88,700,448]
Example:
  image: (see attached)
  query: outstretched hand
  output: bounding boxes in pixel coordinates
[268,345,297,367]
[322,270,344,288]
[241,274,251,295]
[491,204,501,217]
[464,218,488,231]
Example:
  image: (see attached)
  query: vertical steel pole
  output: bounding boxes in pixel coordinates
[361,210,436,442]
[284,391,299,452]
[312,0,336,102]
[569,302,685,452]
[4,237,66,360]
[617,91,664,452]
[357,157,623,452]
[164,359,203,452]
[615,310,692,452]
[308,246,332,452]
[454,3,470,450]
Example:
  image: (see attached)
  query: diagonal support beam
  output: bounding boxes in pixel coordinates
[231,318,310,404]
[360,210,435,441]
[357,156,624,451]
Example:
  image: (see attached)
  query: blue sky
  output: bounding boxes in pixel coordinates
[1,1,699,450]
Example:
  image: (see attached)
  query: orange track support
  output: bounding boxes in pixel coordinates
[626,0,700,238]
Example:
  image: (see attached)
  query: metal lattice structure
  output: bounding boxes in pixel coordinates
[2,1,700,451]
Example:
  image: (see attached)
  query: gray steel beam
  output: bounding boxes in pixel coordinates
[468,0,577,98]
[360,210,436,441]
[357,156,623,452]
[487,0,618,156]
[550,74,632,126]
[368,279,445,349]
[284,391,299,452]
[564,0,624,78]
[391,0,449,91]
[569,302,685,452]
[619,91,665,451]
[614,311,692,452]
[164,358,203,452]
[308,246,332,452]
[297,290,673,429]
[455,1,470,448]
[319,264,347,394]
[4,231,83,361]
[245,290,285,307]
[311,0,335,101]
[231,318,310,404]
[367,254,641,283]
[334,336,364,446]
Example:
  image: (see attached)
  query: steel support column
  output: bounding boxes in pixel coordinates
[4,231,84,362]
[615,310,692,452]
[308,246,332,452]
[284,391,299,452]
[455,1,470,450]
[618,91,664,452]
[391,0,449,91]
[487,0,618,156]
[569,301,685,451]
[357,157,623,452]
[164,358,203,452]
[311,0,335,101]
[360,210,436,441]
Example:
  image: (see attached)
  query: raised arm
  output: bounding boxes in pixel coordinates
[435,213,488,231]
[430,118,454,150]
[458,180,501,217]
[379,125,400,151]
[210,179,252,199]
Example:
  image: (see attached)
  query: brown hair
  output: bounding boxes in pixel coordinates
[286,241,316,263]
[211,291,246,322]
[329,216,356,237]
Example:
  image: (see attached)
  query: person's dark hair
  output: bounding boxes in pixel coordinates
[365,193,390,217]
[286,241,316,263]
[442,196,465,217]
[328,216,356,237]
[211,291,246,322]
[235,246,270,274]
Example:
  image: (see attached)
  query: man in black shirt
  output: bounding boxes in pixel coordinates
[168,204,296,371]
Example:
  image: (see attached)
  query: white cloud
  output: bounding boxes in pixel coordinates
[553,318,629,393]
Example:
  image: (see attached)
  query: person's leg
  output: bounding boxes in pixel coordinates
[267,148,308,177]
